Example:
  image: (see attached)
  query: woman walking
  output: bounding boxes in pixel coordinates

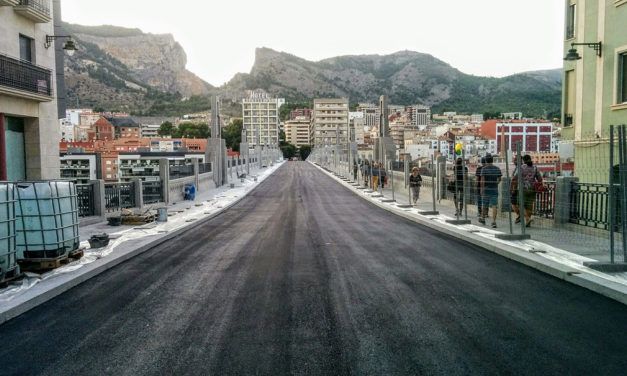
[520,154,543,227]
[409,167,423,205]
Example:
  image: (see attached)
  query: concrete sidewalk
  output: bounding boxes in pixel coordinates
[0,162,285,325]
[315,163,627,306]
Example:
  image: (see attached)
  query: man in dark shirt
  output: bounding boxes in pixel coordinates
[480,154,502,228]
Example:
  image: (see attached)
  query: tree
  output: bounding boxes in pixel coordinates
[158,121,175,137]
[299,145,312,160]
[176,122,209,138]
[280,143,297,159]
[223,119,243,151]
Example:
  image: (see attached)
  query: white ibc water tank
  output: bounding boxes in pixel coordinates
[0,183,18,278]
[15,181,80,260]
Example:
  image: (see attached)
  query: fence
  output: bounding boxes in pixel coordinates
[104,182,136,212]
[169,164,195,180]
[76,184,95,217]
[569,182,611,230]
[142,181,162,204]
[198,162,212,174]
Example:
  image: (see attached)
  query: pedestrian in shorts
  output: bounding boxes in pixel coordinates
[409,167,423,205]
[480,154,502,228]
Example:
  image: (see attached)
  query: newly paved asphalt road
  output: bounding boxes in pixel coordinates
[1,162,627,375]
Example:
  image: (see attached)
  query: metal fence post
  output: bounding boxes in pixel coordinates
[193,158,200,192]
[159,158,170,205]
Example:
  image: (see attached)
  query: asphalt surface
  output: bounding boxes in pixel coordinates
[1,161,627,376]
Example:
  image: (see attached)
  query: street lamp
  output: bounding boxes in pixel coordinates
[564,41,602,60]
[44,35,78,56]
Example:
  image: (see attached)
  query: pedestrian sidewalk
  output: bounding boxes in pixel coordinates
[316,163,627,305]
[0,161,285,325]
[377,181,620,264]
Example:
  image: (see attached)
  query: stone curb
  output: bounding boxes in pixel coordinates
[0,166,280,325]
[312,163,627,306]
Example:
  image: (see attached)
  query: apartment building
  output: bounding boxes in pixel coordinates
[312,98,349,147]
[242,90,284,147]
[480,120,554,154]
[59,153,99,184]
[284,116,311,147]
[410,105,431,127]
[562,0,627,183]
[0,0,62,180]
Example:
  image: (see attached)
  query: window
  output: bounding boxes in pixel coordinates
[566,3,576,40]
[19,34,33,63]
[619,53,627,104]
[565,70,576,125]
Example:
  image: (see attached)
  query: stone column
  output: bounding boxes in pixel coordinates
[193,158,200,192]
[555,176,579,225]
[133,178,143,210]
[159,158,170,205]
[90,179,106,219]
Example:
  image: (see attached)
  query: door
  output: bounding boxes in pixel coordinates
[5,117,26,181]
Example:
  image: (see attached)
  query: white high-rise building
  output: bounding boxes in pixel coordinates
[411,105,431,127]
[312,98,349,147]
[284,116,311,147]
[242,90,284,147]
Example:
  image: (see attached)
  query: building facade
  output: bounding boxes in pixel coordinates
[0,0,61,180]
[242,90,284,147]
[284,117,311,147]
[562,0,627,183]
[312,98,349,147]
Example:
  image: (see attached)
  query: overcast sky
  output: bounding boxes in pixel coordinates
[60,0,565,86]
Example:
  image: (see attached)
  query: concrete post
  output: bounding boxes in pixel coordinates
[133,178,143,210]
[193,158,200,192]
[436,156,447,200]
[499,176,512,212]
[90,179,106,219]
[555,176,579,225]
[159,158,170,205]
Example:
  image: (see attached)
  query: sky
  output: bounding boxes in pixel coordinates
[60,0,566,87]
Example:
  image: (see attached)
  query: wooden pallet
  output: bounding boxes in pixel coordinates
[0,267,22,287]
[69,248,85,260]
[18,255,70,273]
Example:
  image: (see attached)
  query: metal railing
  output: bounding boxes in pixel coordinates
[19,0,51,16]
[104,182,136,212]
[169,164,194,180]
[534,181,556,218]
[198,162,212,174]
[76,184,95,217]
[569,182,610,230]
[0,53,52,96]
[142,181,162,204]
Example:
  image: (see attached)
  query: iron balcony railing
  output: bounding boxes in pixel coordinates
[19,0,50,16]
[569,182,611,230]
[104,182,136,212]
[142,181,162,204]
[76,184,95,217]
[169,164,195,180]
[198,162,212,174]
[0,53,52,96]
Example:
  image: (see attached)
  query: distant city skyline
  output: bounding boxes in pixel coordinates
[61,0,565,86]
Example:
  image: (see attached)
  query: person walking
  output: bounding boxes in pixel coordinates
[409,167,423,205]
[363,160,371,187]
[372,162,379,190]
[475,157,486,218]
[479,154,502,228]
[453,157,468,216]
[520,154,543,227]
[353,162,358,181]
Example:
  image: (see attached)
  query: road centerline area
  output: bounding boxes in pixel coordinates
[1,162,626,375]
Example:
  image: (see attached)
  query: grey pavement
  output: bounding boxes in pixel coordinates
[1,162,627,375]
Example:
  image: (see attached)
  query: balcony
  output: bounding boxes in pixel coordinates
[0,1,20,6]
[14,0,51,23]
[0,53,52,101]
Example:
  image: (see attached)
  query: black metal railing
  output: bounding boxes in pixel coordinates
[198,162,212,174]
[19,0,51,16]
[0,53,52,96]
[564,113,573,127]
[569,182,610,230]
[76,184,95,217]
[169,164,194,180]
[534,181,556,218]
[104,182,136,212]
[142,181,162,204]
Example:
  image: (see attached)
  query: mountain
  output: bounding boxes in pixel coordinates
[223,48,562,117]
[62,23,214,114]
[61,22,561,117]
